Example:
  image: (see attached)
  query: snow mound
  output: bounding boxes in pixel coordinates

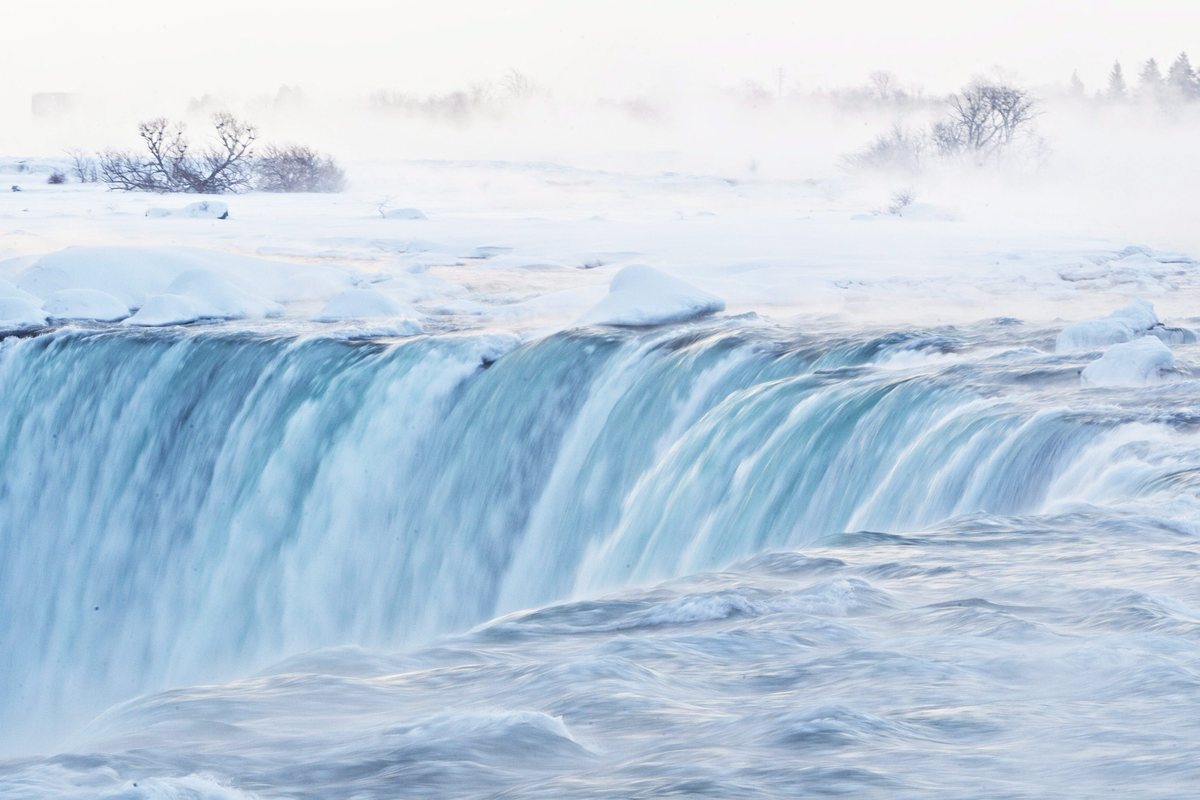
[382,207,426,220]
[124,294,202,327]
[42,288,129,322]
[579,264,725,327]
[0,278,43,308]
[166,270,283,320]
[1081,336,1178,388]
[1056,300,1159,352]
[6,247,249,308]
[146,200,230,219]
[0,296,48,329]
[314,288,412,321]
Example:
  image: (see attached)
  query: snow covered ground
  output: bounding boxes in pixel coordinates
[3,158,1199,341]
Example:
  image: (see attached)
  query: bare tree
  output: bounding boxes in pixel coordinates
[66,149,99,183]
[934,83,1037,161]
[502,68,534,100]
[99,113,257,193]
[255,144,346,192]
[869,70,898,101]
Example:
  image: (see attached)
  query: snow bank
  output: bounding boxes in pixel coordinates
[382,207,426,220]
[124,294,202,327]
[165,270,282,320]
[1081,336,1177,388]
[578,265,725,327]
[1056,300,1159,352]
[0,296,48,329]
[0,277,40,303]
[43,288,129,322]
[0,247,345,320]
[146,200,229,220]
[312,289,422,334]
[315,288,411,321]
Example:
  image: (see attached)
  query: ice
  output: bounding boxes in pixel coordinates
[1055,299,1160,352]
[578,265,724,327]
[145,200,230,219]
[42,288,129,321]
[1081,336,1178,388]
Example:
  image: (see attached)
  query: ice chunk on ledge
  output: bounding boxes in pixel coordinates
[313,289,422,334]
[1056,299,1159,352]
[165,270,283,320]
[124,294,202,327]
[1081,336,1177,388]
[579,265,725,327]
[315,288,409,321]
[0,278,41,306]
[4,246,348,311]
[0,296,48,329]
[145,200,229,219]
[43,288,129,322]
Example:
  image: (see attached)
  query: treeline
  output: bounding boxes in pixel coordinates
[1075,52,1200,104]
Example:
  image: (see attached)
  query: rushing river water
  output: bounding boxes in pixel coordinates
[1,318,1198,798]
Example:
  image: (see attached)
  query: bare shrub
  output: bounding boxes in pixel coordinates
[47,171,66,185]
[255,144,346,193]
[100,113,257,193]
[67,150,99,183]
[887,190,915,215]
[844,125,924,173]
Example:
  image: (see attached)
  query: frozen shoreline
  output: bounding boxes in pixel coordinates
[3,159,1198,341]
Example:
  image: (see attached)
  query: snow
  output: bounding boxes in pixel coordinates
[124,294,202,327]
[0,296,48,329]
[1055,300,1160,352]
[315,288,411,321]
[146,200,230,219]
[1081,336,1178,388]
[0,277,41,305]
[382,207,427,220]
[42,288,128,321]
[578,265,725,327]
[0,247,326,323]
[1,160,1199,337]
[165,270,283,320]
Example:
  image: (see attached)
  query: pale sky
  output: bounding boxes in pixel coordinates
[4,0,1200,101]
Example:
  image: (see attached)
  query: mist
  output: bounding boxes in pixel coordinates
[11,58,1200,257]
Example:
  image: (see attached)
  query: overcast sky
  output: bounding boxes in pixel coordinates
[5,0,1200,101]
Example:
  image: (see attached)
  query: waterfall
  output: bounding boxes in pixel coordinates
[0,323,1190,751]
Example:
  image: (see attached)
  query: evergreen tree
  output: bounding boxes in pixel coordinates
[1106,60,1127,100]
[1138,58,1164,100]
[1167,52,1199,99]
[1069,70,1085,97]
